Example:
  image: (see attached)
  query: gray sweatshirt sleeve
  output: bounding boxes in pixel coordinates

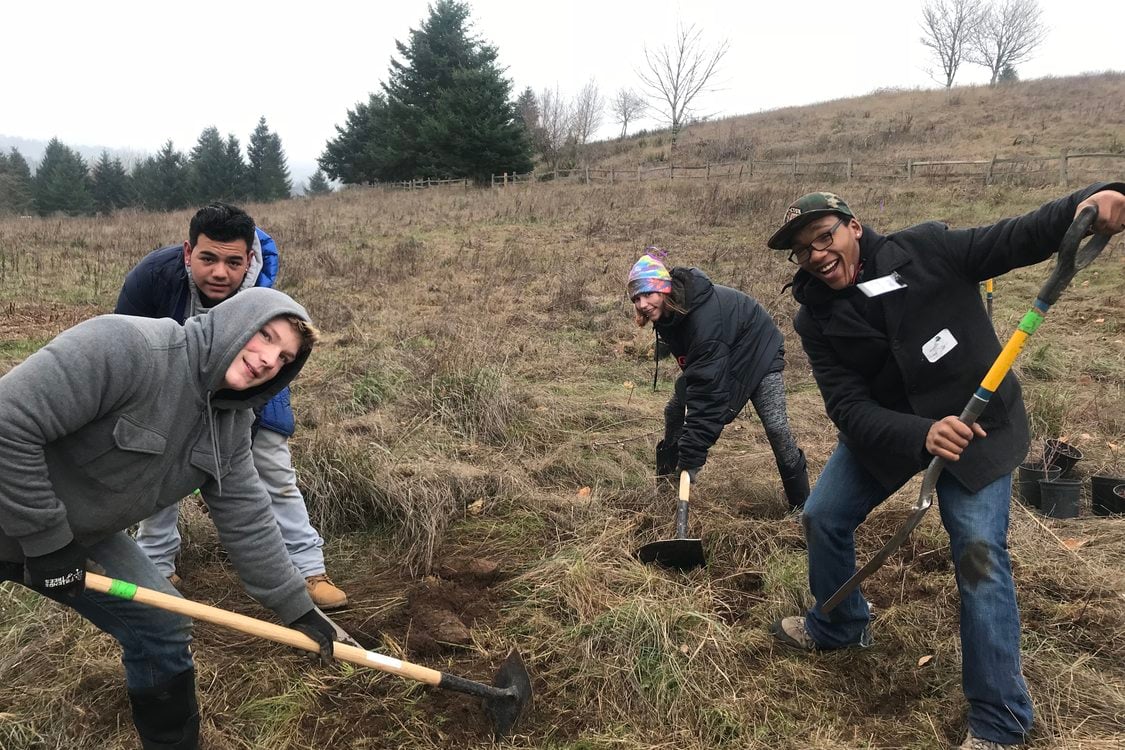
[0,318,148,556]
[201,436,314,624]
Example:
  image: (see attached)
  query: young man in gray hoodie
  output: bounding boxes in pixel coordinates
[0,287,342,750]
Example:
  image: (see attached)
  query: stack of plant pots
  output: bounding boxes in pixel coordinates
[1036,438,1084,519]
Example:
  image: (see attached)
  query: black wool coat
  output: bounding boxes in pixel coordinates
[791,182,1123,492]
[655,267,785,469]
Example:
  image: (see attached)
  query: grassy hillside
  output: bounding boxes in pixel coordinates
[1,109,1124,748]
[588,72,1125,168]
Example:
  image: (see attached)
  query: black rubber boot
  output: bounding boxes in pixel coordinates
[781,450,810,511]
[128,668,200,750]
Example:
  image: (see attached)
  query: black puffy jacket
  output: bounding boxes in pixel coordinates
[655,268,785,469]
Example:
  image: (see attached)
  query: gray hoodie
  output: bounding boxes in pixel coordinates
[0,287,315,623]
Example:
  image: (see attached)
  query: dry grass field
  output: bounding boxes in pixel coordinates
[1,75,1124,750]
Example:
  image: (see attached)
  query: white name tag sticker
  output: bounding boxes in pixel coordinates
[922,328,958,363]
[857,272,907,298]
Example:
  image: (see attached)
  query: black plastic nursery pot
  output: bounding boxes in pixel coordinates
[1044,438,1084,479]
[1017,463,1062,509]
[1039,478,1082,519]
[1090,474,1125,516]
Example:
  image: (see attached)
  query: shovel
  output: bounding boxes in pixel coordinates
[821,205,1111,614]
[83,572,533,739]
[637,470,706,571]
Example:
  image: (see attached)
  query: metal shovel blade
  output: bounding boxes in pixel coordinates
[483,649,534,739]
[637,537,706,571]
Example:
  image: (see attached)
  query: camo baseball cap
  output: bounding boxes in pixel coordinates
[767,192,856,250]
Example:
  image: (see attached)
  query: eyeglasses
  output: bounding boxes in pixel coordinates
[788,217,846,265]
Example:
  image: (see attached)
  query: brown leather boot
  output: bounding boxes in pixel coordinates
[305,574,348,610]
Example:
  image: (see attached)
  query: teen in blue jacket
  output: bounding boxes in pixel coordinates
[116,202,347,609]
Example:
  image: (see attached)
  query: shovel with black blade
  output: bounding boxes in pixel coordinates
[638,470,706,571]
[821,205,1111,615]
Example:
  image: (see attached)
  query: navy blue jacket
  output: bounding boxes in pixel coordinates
[655,267,786,470]
[791,183,1123,492]
[115,228,295,436]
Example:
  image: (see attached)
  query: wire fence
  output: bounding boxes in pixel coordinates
[488,152,1125,188]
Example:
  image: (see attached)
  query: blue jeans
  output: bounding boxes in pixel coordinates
[802,442,1033,744]
[31,532,194,690]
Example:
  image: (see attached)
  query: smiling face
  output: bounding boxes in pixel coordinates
[632,291,668,323]
[222,317,300,391]
[184,233,251,305]
[792,214,863,290]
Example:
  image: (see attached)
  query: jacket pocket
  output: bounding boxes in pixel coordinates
[189,448,232,485]
[72,416,167,492]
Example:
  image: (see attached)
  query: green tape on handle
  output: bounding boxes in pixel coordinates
[107,579,138,600]
[1017,308,1044,335]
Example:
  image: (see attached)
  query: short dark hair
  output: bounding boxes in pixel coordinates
[188,202,256,250]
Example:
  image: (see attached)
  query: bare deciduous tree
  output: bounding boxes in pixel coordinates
[920,0,983,88]
[611,88,646,138]
[637,24,729,151]
[572,79,605,148]
[538,87,575,170]
[969,0,1047,86]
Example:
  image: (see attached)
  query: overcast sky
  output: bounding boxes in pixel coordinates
[3,0,1122,180]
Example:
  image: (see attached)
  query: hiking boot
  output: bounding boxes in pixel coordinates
[771,616,818,649]
[167,573,183,589]
[960,730,1019,749]
[306,574,348,610]
[771,616,873,650]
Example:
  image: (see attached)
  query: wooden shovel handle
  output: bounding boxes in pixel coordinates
[83,572,442,686]
[679,470,691,502]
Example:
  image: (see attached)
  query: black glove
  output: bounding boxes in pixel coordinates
[655,439,679,478]
[288,608,336,665]
[25,540,89,597]
[679,466,700,484]
[0,561,25,584]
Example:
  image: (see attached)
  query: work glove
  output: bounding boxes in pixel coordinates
[288,607,337,666]
[0,561,25,584]
[678,467,700,484]
[24,539,89,597]
[655,439,679,478]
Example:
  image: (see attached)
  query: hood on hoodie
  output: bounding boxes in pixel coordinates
[658,267,715,325]
[185,287,313,410]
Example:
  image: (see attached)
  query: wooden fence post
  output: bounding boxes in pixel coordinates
[792,156,798,177]
[638,166,642,182]
[738,164,744,182]
[585,166,590,185]
[610,168,615,185]
[986,155,996,185]
[1058,150,1068,186]
[503,172,509,186]
[846,158,853,181]
[670,163,675,180]
[907,160,913,180]
[706,164,711,180]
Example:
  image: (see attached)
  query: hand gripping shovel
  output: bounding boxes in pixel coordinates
[83,572,533,739]
[637,470,706,571]
[821,205,1110,615]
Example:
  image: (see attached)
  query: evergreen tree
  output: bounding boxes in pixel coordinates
[320,1,531,184]
[190,126,246,202]
[0,147,35,215]
[319,93,396,184]
[247,117,292,201]
[132,140,189,212]
[33,138,94,216]
[223,134,248,201]
[91,151,133,213]
[304,169,333,196]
